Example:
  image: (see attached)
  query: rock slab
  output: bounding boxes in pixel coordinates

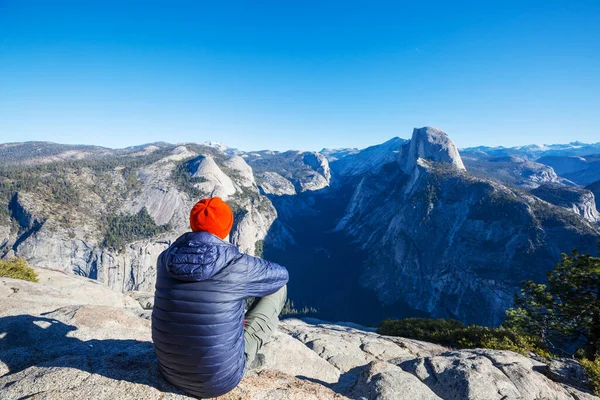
[0,268,597,400]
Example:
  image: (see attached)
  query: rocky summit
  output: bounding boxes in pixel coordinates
[0,268,596,400]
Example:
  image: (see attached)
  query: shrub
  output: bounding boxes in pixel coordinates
[378,318,549,357]
[0,257,38,282]
[378,318,465,342]
[580,358,600,396]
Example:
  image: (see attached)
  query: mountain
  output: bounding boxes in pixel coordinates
[0,142,112,165]
[461,142,600,186]
[536,154,600,186]
[399,127,465,172]
[531,184,599,223]
[323,137,407,179]
[0,143,282,292]
[461,154,570,189]
[319,147,360,162]
[463,141,600,159]
[0,129,598,327]
[1,268,595,400]
[331,128,599,325]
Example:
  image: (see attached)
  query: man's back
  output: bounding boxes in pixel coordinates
[152,230,288,398]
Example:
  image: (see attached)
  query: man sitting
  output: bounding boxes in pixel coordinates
[152,197,289,398]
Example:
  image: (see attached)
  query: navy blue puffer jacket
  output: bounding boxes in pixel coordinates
[152,231,289,398]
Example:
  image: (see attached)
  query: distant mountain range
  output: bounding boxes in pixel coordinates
[1,129,598,326]
[461,141,600,159]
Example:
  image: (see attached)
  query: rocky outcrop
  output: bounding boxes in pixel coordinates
[587,181,600,212]
[531,184,599,223]
[8,192,42,231]
[303,153,331,183]
[223,155,256,188]
[396,350,593,400]
[257,172,297,196]
[246,150,331,193]
[0,225,10,251]
[229,197,278,255]
[124,156,191,227]
[399,127,466,173]
[543,358,594,391]
[16,231,168,292]
[348,361,442,400]
[189,155,237,199]
[0,269,595,400]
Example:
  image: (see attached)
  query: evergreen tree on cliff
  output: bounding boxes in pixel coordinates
[505,243,600,360]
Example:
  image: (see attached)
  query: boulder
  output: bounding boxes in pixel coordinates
[347,361,442,400]
[396,349,594,400]
[542,358,594,391]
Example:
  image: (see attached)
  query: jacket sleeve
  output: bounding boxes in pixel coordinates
[243,254,289,298]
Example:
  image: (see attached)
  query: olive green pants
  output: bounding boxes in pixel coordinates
[244,285,287,364]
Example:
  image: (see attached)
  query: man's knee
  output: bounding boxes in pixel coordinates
[245,285,287,329]
[274,285,287,314]
[258,285,287,316]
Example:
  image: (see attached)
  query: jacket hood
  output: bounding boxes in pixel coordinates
[164,231,240,282]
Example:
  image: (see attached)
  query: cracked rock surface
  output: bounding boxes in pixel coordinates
[0,268,596,400]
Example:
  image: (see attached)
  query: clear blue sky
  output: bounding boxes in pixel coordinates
[0,0,598,151]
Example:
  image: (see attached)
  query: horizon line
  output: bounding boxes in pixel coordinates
[2,136,600,155]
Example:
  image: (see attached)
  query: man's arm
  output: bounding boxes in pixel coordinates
[243,254,289,299]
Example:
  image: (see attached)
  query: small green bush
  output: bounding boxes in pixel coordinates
[0,258,38,282]
[378,318,465,342]
[378,318,549,357]
[580,358,600,396]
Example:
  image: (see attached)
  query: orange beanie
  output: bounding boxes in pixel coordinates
[189,197,234,239]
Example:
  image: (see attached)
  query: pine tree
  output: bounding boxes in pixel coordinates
[505,243,600,360]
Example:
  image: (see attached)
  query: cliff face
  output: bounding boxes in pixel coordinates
[0,145,284,292]
[0,268,595,400]
[531,184,600,223]
[587,181,600,212]
[334,128,599,326]
[399,127,466,173]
